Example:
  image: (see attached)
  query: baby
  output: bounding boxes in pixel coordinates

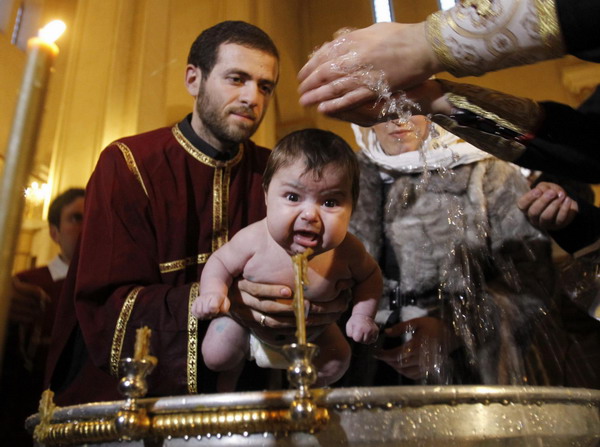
[192,128,382,389]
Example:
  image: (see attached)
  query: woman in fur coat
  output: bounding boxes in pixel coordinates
[346,116,557,386]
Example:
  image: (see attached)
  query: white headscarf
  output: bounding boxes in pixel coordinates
[351,121,491,181]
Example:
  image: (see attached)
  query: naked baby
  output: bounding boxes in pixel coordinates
[192,128,383,390]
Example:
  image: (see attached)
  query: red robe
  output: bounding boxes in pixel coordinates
[1,266,63,445]
[46,117,269,405]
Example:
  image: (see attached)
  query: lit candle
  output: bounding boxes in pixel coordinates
[0,20,66,369]
[134,326,152,361]
[291,249,313,345]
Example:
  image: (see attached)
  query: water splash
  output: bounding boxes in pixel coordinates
[376,119,559,387]
[317,28,420,123]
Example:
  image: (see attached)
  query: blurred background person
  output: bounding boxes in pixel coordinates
[0,188,84,446]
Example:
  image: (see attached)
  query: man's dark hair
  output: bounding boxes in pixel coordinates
[263,129,360,208]
[48,188,85,229]
[187,20,279,79]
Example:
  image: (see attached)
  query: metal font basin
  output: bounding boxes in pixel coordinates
[26,385,600,446]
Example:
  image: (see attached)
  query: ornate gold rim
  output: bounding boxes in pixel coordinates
[34,404,329,445]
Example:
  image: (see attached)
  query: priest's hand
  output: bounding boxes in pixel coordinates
[298,22,440,119]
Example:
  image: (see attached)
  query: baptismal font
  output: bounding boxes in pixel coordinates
[27,249,600,446]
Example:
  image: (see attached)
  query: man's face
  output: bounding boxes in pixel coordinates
[49,197,84,263]
[372,115,429,155]
[189,43,278,151]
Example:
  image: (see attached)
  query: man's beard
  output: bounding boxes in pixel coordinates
[196,84,262,146]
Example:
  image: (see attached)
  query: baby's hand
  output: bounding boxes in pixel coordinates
[346,314,379,344]
[192,293,230,319]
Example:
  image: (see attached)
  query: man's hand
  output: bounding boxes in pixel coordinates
[313,80,450,127]
[10,276,49,325]
[517,182,579,231]
[228,279,351,332]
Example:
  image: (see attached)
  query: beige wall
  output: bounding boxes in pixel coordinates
[1,0,598,267]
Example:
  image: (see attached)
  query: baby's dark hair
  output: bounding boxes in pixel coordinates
[187,21,279,79]
[262,128,360,208]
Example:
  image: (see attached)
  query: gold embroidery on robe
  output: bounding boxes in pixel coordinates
[212,166,232,252]
[115,142,149,198]
[159,253,211,274]
[110,286,143,376]
[187,282,200,393]
[172,126,243,169]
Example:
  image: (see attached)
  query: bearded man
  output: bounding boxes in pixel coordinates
[46,21,344,405]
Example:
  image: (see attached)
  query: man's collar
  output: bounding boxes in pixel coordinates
[48,255,69,281]
[178,114,240,161]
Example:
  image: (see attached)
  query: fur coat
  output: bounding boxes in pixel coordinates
[349,152,556,384]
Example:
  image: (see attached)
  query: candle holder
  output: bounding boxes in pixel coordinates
[282,342,320,422]
[114,327,156,440]
[284,249,329,429]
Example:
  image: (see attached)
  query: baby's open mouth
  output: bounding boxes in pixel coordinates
[293,231,318,247]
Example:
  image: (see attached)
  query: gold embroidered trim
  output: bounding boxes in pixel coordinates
[171,125,243,168]
[115,142,149,198]
[187,282,200,393]
[432,114,526,162]
[535,0,565,55]
[110,286,143,376]
[447,93,525,134]
[437,79,542,133]
[426,11,460,77]
[159,253,210,273]
[212,166,231,252]
[461,0,494,18]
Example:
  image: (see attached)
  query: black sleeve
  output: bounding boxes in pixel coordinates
[516,99,600,183]
[550,199,600,253]
[555,0,600,62]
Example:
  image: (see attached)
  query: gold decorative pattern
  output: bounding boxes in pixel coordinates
[437,79,542,133]
[426,12,460,78]
[159,253,210,274]
[535,0,565,54]
[151,407,329,438]
[187,282,200,394]
[212,165,232,251]
[432,114,526,162]
[110,286,143,377]
[115,142,149,198]
[426,0,566,77]
[32,406,329,445]
[171,124,242,253]
[35,418,119,445]
[461,0,494,18]
[447,93,524,134]
[171,125,243,169]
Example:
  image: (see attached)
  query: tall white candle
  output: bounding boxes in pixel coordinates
[0,20,65,370]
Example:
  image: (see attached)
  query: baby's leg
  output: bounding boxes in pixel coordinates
[202,316,249,371]
[203,316,250,393]
[313,324,351,386]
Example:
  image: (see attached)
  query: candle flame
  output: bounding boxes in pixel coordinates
[38,20,66,44]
